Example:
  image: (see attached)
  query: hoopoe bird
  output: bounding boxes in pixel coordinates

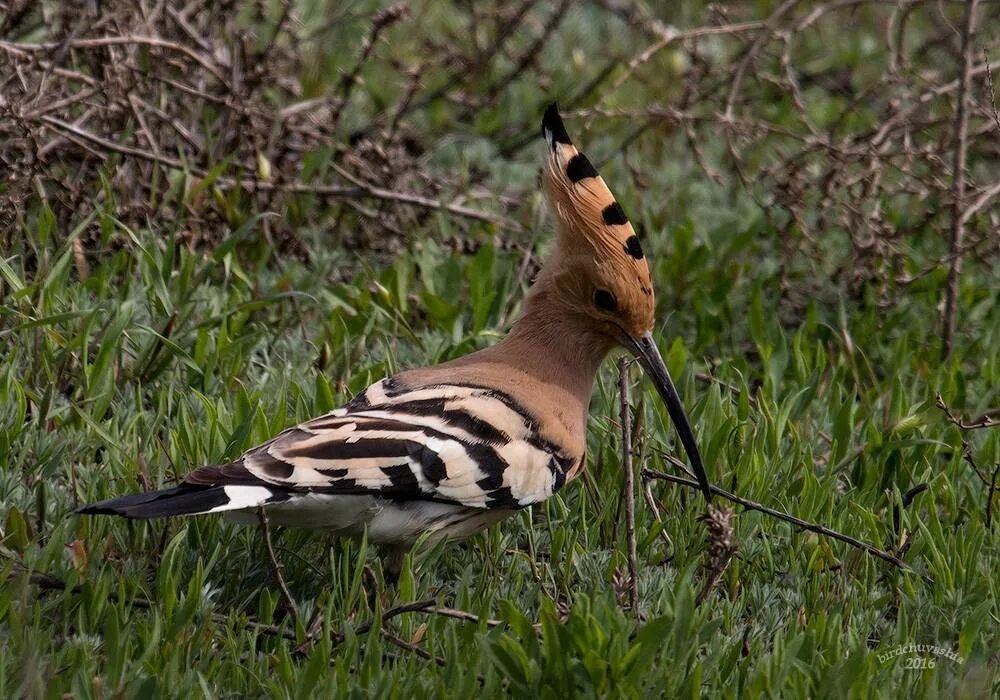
[77,105,712,577]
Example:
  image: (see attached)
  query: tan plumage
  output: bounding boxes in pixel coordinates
[77,104,711,577]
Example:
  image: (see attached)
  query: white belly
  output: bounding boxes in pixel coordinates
[224,494,515,545]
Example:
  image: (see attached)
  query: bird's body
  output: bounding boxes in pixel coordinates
[78,105,711,569]
[84,339,591,547]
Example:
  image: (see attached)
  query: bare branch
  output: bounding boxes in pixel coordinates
[617,357,640,619]
[34,115,515,229]
[642,469,932,583]
[936,393,998,430]
[941,0,981,360]
[257,506,300,625]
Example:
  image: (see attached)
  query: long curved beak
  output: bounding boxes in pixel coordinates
[622,332,712,501]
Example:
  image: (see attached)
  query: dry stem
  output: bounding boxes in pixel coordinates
[941,0,981,360]
[257,506,300,625]
[617,357,640,619]
[643,469,932,583]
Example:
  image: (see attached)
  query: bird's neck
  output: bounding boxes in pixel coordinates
[399,274,613,456]
[488,278,614,404]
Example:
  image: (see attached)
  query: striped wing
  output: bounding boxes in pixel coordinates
[187,378,576,509]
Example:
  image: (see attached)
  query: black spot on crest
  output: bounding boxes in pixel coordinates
[602,202,628,226]
[624,235,644,259]
[566,153,598,182]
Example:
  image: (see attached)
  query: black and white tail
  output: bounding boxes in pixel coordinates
[76,483,287,519]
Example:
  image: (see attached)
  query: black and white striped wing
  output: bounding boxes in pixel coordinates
[225,378,576,509]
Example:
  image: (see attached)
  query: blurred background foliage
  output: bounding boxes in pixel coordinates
[1,0,998,697]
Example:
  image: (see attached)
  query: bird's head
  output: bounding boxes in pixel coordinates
[539,103,655,342]
[539,103,712,501]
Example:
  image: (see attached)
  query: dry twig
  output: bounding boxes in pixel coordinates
[941,0,981,360]
[936,393,999,430]
[696,506,737,605]
[936,394,1000,528]
[257,506,300,625]
[617,357,640,619]
[643,469,932,583]
[3,1,998,280]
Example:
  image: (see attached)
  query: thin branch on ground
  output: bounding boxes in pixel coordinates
[353,598,437,636]
[257,506,300,625]
[617,357,641,620]
[640,477,674,560]
[380,629,447,666]
[642,468,933,583]
[937,394,1000,528]
[294,609,328,655]
[987,465,999,530]
[441,606,504,626]
[936,393,998,430]
[958,443,1000,529]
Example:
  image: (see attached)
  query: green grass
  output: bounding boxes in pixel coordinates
[2,1,999,697]
[2,202,997,696]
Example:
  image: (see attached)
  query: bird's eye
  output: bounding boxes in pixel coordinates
[593,289,617,312]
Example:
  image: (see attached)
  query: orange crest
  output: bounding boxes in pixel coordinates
[539,104,655,337]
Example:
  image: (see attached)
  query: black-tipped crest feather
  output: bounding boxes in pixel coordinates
[541,103,572,150]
